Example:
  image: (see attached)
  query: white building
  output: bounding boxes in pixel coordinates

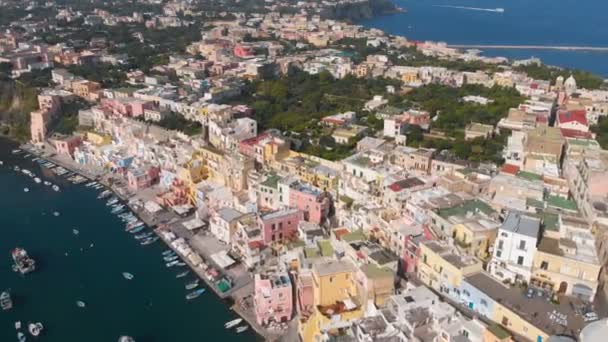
[488,212,540,284]
[209,207,243,244]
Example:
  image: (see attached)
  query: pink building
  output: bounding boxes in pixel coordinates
[259,208,302,245]
[253,271,293,326]
[50,134,82,157]
[402,225,434,274]
[127,165,161,191]
[101,97,154,117]
[288,182,332,225]
[296,272,314,317]
[234,44,255,58]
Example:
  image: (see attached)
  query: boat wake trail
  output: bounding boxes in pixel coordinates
[433,5,505,13]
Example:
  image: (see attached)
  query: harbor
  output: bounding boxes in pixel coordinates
[13,141,287,341]
[0,138,260,342]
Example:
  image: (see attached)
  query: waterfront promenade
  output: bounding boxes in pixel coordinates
[448,44,608,52]
[19,143,291,341]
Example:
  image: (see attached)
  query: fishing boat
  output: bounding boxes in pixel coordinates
[126,221,143,230]
[12,248,36,274]
[17,332,26,342]
[164,254,179,262]
[118,336,135,342]
[129,226,145,234]
[111,205,125,214]
[162,250,175,256]
[76,300,86,308]
[52,185,60,192]
[1,291,13,310]
[176,262,186,267]
[134,232,154,240]
[224,318,243,329]
[176,271,189,278]
[140,237,159,245]
[236,326,249,334]
[28,322,43,336]
[122,272,134,280]
[97,190,112,199]
[186,288,205,300]
[166,260,179,268]
[33,177,41,184]
[185,281,199,290]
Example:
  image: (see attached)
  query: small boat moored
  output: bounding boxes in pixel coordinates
[224,318,243,329]
[236,325,249,334]
[28,322,43,336]
[122,272,134,280]
[186,288,205,300]
[12,248,36,274]
[17,332,26,342]
[76,300,86,308]
[118,336,135,342]
[1,290,13,310]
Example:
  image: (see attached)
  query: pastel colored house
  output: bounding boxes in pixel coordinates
[557,109,589,132]
[288,182,332,225]
[50,134,82,157]
[488,212,540,284]
[298,260,362,342]
[126,165,161,191]
[210,207,243,244]
[461,272,585,342]
[258,208,302,245]
[253,271,293,326]
[417,240,483,301]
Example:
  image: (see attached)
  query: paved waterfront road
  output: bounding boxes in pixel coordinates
[0,139,258,342]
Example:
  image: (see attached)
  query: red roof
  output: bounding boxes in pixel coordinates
[333,228,349,240]
[560,128,594,139]
[558,110,587,126]
[501,164,520,175]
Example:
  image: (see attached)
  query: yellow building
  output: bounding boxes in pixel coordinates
[451,216,500,260]
[418,240,483,298]
[85,131,112,146]
[298,260,363,342]
[177,156,207,185]
[400,67,420,84]
[532,236,600,300]
[463,272,585,342]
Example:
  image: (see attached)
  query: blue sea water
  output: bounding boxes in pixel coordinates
[0,138,257,342]
[360,0,608,76]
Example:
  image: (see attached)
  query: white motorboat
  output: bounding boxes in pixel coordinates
[77,300,86,308]
[122,272,134,280]
[28,322,43,336]
[23,188,29,192]
[236,325,249,334]
[17,332,26,342]
[52,185,60,192]
[34,177,41,184]
[118,336,135,342]
[224,318,243,329]
[43,181,51,186]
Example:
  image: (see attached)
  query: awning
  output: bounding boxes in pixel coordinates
[211,250,236,269]
[144,201,162,213]
[182,217,205,231]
